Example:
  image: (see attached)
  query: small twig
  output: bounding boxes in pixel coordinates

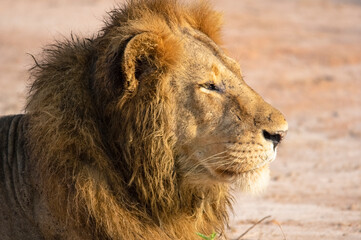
[234,215,272,240]
[271,219,287,240]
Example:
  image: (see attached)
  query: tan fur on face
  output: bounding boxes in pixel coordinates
[24,0,286,239]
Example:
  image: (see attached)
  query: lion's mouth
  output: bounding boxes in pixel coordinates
[215,168,237,176]
[213,166,262,178]
[211,156,275,180]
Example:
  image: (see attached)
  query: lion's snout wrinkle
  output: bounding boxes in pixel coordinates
[260,108,288,148]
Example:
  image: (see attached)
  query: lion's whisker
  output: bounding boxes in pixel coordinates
[183,151,230,176]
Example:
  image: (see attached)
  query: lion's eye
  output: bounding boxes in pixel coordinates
[200,83,221,92]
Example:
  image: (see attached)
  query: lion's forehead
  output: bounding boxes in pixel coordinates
[179,36,244,89]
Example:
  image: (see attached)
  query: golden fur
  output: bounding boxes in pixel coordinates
[24,0,287,239]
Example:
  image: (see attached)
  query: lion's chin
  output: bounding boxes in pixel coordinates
[233,164,270,194]
[209,163,270,193]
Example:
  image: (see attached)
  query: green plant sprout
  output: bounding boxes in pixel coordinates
[196,232,217,240]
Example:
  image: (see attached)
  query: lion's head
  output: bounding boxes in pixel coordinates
[171,31,288,193]
[25,0,287,239]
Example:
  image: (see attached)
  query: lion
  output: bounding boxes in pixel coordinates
[0,0,288,239]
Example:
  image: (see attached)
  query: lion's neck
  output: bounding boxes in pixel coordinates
[157,182,231,237]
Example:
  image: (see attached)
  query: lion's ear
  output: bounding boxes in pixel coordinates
[94,32,181,109]
[122,32,181,94]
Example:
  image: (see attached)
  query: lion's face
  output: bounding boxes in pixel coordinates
[171,32,288,192]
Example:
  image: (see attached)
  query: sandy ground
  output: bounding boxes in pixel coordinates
[0,0,360,239]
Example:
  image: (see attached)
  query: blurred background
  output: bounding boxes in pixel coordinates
[0,0,360,239]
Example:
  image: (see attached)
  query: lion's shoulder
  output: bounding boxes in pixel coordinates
[0,114,43,239]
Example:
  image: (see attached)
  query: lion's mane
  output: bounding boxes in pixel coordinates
[26,0,229,239]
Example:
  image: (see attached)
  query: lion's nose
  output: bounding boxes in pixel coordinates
[262,130,287,149]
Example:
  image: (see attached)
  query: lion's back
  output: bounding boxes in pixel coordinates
[0,114,43,240]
